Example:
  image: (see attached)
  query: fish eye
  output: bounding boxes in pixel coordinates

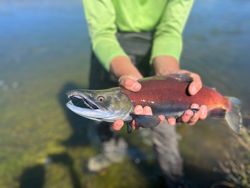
[97,96,105,103]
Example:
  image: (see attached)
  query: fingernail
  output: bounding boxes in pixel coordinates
[201,109,205,117]
[191,104,199,109]
[135,106,143,114]
[202,109,207,118]
[133,83,140,91]
[190,86,196,95]
[186,110,193,116]
[159,115,165,122]
[192,87,196,94]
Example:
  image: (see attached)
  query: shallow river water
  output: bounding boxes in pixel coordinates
[0,0,250,187]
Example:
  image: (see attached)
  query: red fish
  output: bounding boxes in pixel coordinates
[67,74,242,133]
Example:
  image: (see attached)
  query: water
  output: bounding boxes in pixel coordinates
[0,0,249,187]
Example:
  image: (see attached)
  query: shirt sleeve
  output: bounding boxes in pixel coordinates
[82,0,128,70]
[151,0,194,63]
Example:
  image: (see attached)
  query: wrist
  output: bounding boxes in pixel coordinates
[110,56,143,80]
[153,56,180,76]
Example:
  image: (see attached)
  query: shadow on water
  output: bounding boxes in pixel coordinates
[183,162,225,188]
[18,82,95,188]
[19,152,81,188]
[19,164,45,188]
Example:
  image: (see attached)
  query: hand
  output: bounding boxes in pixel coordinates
[112,75,157,131]
[173,70,208,125]
[112,56,208,130]
[112,71,208,132]
[160,70,208,126]
[110,56,147,131]
[153,57,208,126]
[154,69,208,126]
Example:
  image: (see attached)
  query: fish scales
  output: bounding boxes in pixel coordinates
[121,77,230,114]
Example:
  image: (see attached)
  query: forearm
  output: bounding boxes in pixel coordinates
[151,0,193,63]
[111,55,179,79]
[110,56,143,79]
[83,0,127,70]
[153,55,180,76]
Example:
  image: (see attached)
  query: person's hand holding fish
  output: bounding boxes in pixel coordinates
[111,57,208,131]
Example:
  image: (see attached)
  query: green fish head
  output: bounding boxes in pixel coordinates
[66,87,133,122]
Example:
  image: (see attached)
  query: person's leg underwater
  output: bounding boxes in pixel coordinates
[152,122,183,186]
[87,53,128,172]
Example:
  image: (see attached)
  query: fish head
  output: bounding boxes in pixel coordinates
[66,87,133,122]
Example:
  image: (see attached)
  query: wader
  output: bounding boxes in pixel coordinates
[88,32,183,186]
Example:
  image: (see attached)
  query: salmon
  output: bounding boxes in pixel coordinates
[66,74,242,133]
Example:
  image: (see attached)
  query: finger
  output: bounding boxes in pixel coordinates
[188,73,202,95]
[176,70,202,95]
[158,115,165,122]
[143,106,152,115]
[188,109,201,126]
[112,120,124,131]
[187,103,200,125]
[190,103,199,111]
[199,105,208,120]
[167,117,176,126]
[182,109,194,123]
[131,120,138,130]
[119,76,141,92]
[134,105,143,114]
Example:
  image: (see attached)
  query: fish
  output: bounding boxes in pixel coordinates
[66,74,242,133]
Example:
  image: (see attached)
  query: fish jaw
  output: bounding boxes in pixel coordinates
[66,101,131,122]
[66,88,133,122]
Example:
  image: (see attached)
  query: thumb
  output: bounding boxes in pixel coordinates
[188,74,202,95]
[119,75,142,92]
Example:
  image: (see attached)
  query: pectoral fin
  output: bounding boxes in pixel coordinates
[130,114,161,128]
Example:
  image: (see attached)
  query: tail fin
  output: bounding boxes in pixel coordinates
[225,97,242,133]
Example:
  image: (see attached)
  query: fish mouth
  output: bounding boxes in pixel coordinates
[67,90,100,110]
[66,90,114,122]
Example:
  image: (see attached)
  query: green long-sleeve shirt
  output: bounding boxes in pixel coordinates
[83,0,193,70]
